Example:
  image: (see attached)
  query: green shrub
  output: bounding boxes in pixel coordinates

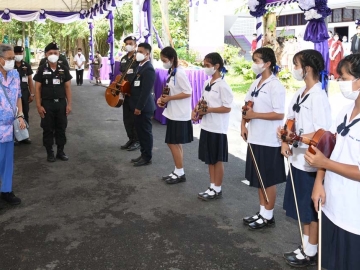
[153,47,161,60]
[176,47,199,64]
[221,44,240,65]
[231,57,255,80]
[278,68,292,84]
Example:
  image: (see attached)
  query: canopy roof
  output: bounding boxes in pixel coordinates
[0,0,86,12]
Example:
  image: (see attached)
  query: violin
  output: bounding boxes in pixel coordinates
[280,119,296,143]
[196,97,208,120]
[105,57,135,107]
[242,101,254,123]
[290,129,336,158]
[160,86,170,106]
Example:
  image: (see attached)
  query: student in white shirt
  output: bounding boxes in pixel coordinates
[157,47,193,184]
[280,49,331,267]
[241,47,286,230]
[306,54,360,270]
[73,48,86,86]
[192,52,233,201]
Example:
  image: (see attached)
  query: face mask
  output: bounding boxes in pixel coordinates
[292,68,304,81]
[136,52,146,62]
[203,67,216,76]
[14,55,23,62]
[251,63,265,75]
[0,59,14,71]
[338,80,360,100]
[163,61,172,69]
[125,45,134,52]
[78,52,81,55]
[48,54,59,63]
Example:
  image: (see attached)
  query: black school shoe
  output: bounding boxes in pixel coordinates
[1,192,21,205]
[165,173,186,184]
[243,212,260,225]
[198,188,222,201]
[284,248,317,267]
[121,140,133,150]
[133,158,152,167]
[162,172,174,180]
[283,245,302,260]
[127,141,140,151]
[248,214,275,230]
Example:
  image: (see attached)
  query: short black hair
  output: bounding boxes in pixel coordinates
[96,50,99,53]
[204,52,224,72]
[160,46,178,68]
[138,43,152,53]
[337,54,360,79]
[252,47,278,74]
[78,48,82,51]
[293,49,326,82]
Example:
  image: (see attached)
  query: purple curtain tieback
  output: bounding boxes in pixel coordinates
[1,8,11,21]
[142,0,149,12]
[304,18,329,43]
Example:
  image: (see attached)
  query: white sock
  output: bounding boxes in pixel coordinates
[303,235,309,249]
[261,208,274,220]
[174,167,184,176]
[213,186,221,193]
[206,189,215,195]
[304,243,317,257]
[210,183,215,189]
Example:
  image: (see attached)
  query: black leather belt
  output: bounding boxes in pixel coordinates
[43,98,64,103]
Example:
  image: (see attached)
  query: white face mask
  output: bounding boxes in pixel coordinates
[1,59,14,71]
[48,54,59,63]
[338,80,360,100]
[163,61,172,69]
[136,52,145,62]
[203,67,216,76]
[251,63,265,75]
[292,68,304,81]
[125,45,135,52]
[14,55,23,62]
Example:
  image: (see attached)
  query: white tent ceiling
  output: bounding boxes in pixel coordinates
[0,0,96,12]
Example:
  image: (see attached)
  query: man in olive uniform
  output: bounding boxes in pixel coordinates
[33,42,72,162]
[14,45,35,144]
[120,36,140,151]
[351,24,360,54]
[39,44,70,69]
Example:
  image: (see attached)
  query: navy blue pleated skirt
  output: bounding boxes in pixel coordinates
[245,144,286,188]
[322,212,360,270]
[198,129,228,165]
[165,119,193,144]
[283,165,317,223]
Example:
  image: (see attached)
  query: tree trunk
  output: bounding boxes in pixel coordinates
[262,12,277,51]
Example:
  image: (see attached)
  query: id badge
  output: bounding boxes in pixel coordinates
[22,76,28,83]
[53,79,60,85]
[134,80,140,87]
[127,69,133,74]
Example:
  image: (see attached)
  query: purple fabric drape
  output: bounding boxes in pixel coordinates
[106,11,115,81]
[89,22,94,79]
[153,25,164,49]
[153,68,209,125]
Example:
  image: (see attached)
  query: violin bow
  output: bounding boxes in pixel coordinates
[287,156,305,250]
[248,142,269,203]
[318,198,322,270]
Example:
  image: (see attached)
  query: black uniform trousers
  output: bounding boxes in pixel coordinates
[134,111,153,162]
[41,99,67,148]
[123,97,138,141]
[21,88,30,124]
[75,69,84,85]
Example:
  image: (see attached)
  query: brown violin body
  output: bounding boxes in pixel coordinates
[280,119,296,143]
[292,129,336,158]
[160,86,170,106]
[197,97,208,120]
[242,101,254,123]
[105,74,131,108]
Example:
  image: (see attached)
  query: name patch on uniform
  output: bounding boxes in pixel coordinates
[43,71,51,75]
[134,80,140,87]
[121,59,127,63]
[53,79,60,84]
[22,76,28,83]
[127,69,133,74]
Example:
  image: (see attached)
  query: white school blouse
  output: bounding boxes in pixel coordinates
[287,83,332,172]
[162,67,193,121]
[323,103,360,235]
[200,78,234,134]
[245,74,286,147]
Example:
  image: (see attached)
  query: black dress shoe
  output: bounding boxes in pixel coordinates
[165,173,186,184]
[121,140,133,150]
[248,215,275,230]
[133,158,152,167]
[56,151,69,161]
[283,245,302,260]
[47,152,56,162]
[131,156,142,163]
[21,138,32,144]
[1,192,21,205]
[127,141,140,151]
[243,212,260,224]
[198,188,222,201]
[14,140,20,146]
[285,249,317,267]
[198,188,211,197]
[162,172,175,180]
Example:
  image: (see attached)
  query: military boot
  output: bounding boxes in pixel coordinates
[56,145,69,161]
[46,147,56,162]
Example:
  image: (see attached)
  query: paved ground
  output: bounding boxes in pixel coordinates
[1,73,348,270]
